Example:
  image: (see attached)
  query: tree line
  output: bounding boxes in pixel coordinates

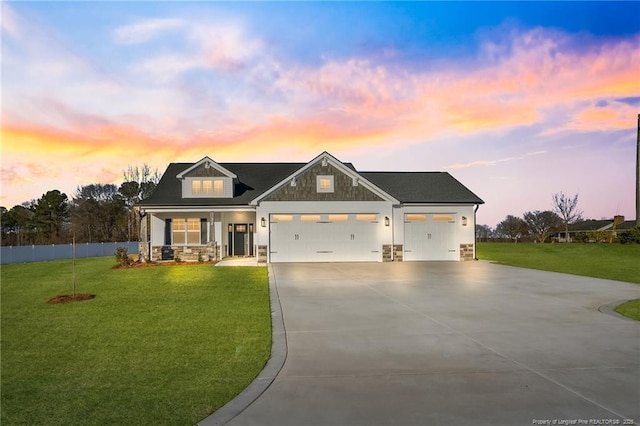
[1,165,160,247]
[477,192,639,244]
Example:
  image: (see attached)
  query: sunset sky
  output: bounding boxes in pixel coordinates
[1,1,639,227]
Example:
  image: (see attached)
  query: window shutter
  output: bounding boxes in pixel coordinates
[164,219,172,245]
[200,218,207,244]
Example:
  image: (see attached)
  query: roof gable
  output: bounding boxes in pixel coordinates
[250,151,398,205]
[176,157,237,179]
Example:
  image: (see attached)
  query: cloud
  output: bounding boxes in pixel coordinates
[112,18,185,45]
[2,6,639,208]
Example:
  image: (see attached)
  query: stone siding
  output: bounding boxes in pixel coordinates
[264,162,383,202]
[393,245,403,261]
[257,245,268,264]
[460,243,474,261]
[151,243,218,262]
[138,241,150,261]
[382,244,392,262]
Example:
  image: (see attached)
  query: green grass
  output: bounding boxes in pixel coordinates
[614,299,640,321]
[1,258,271,425]
[477,242,640,284]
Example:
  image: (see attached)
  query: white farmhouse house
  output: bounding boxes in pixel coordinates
[137,152,484,264]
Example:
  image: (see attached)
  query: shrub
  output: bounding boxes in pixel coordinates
[619,227,640,244]
[197,252,204,263]
[114,247,134,267]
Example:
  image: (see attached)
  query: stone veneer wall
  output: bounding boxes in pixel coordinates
[151,243,219,262]
[460,244,474,261]
[257,245,268,264]
[393,245,403,261]
[138,242,150,260]
[382,244,392,262]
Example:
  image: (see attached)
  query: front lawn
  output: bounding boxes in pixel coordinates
[477,242,640,284]
[614,299,640,321]
[1,258,271,425]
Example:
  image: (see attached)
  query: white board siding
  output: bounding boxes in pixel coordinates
[269,213,383,262]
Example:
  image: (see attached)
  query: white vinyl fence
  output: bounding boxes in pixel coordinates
[0,242,139,265]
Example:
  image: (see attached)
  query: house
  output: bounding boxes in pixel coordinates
[555,216,629,242]
[136,152,484,264]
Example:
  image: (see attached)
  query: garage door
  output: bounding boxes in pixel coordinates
[404,213,458,261]
[270,214,381,262]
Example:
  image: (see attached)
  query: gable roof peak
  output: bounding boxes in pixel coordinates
[175,156,237,179]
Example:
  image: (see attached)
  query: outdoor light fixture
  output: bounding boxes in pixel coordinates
[384,216,390,226]
[261,217,266,227]
[462,216,468,226]
[228,224,233,232]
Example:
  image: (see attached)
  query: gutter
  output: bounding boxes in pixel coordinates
[474,204,480,260]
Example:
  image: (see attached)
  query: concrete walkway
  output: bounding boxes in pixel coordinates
[205,261,640,426]
[214,257,259,267]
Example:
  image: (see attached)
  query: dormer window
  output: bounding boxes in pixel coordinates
[190,179,225,196]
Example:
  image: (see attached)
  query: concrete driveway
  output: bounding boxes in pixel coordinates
[218,261,639,426]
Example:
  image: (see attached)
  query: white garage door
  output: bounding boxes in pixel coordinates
[404,213,458,261]
[270,214,381,262]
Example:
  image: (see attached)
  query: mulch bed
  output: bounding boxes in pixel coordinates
[112,261,217,269]
[47,294,96,304]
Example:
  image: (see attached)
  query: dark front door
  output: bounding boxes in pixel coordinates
[234,224,247,256]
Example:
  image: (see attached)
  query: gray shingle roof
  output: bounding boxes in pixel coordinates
[361,172,484,204]
[138,162,484,206]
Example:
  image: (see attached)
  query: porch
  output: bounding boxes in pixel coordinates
[139,210,259,262]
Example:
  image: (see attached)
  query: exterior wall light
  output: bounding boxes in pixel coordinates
[228,224,233,232]
[384,216,390,226]
[260,217,266,227]
[462,216,468,226]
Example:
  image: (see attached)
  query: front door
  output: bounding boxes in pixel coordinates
[233,224,247,256]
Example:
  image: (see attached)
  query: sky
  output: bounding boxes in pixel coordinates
[1,1,639,228]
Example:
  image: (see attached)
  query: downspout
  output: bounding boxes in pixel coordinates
[474,204,480,260]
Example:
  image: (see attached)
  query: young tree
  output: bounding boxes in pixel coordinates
[552,192,583,243]
[523,210,562,243]
[495,215,527,242]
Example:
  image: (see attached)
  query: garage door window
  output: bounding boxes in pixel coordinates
[301,214,321,222]
[356,214,377,222]
[328,214,348,221]
[433,214,454,221]
[406,214,427,221]
[272,215,293,222]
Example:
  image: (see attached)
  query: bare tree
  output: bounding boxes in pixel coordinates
[552,192,583,243]
[120,164,161,241]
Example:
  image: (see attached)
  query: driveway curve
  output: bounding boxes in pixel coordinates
[222,261,639,426]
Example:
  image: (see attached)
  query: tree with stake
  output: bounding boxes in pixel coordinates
[552,192,583,243]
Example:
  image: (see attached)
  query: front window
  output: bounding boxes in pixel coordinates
[172,218,205,245]
[173,219,186,244]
